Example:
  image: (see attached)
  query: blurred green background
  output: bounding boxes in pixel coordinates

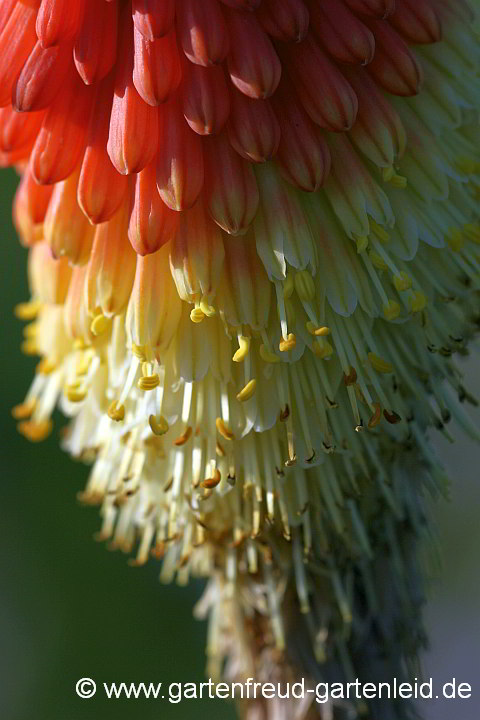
[0,169,478,719]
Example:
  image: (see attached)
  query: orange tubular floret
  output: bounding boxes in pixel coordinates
[133,26,182,107]
[0,106,45,157]
[14,38,73,113]
[256,0,310,44]
[177,0,230,67]
[73,0,118,85]
[183,62,230,136]
[13,167,53,248]
[156,96,204,211]
[36,0,85,49]
[365,18,424,97]
[283,33,358,132]
[343,0,396,18]
[132,0,175,41]
[389,0,442,45]
[227,86,280,163]
[203,131,259,236]
[129,158,179,256]
[308,0,375,66]
[272,82,331,191]
[78,74,129,225]
[225,8,281,99]
[108,9,159,176]
[30,65,93,185]
[0,1,37,108]
[44,164,94,266]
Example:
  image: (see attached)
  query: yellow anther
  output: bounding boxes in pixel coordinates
[201,468,222,489]
[464,223,480,244]
[368,352,394,374]
[190,306,206,323]
[306,321,330,336]
[200,297,216,317]
[216,417,235,441]
[23,322,38,339]
[108,401,125,422]
[383,300,401,321]
[370,219,390,243]
[382,166,395,183]
[369,252,388,271]
[232,335,251,363]
[355,235,369,253]
[445,228,464,252]
[368,402,382,429]
[17,419,52,442]
[313,340,333,359]
[132,343,147,361]
[11,398,36,420]
[73,338,87,351]
[236,378,257,403]
[66,386,88,403]
[259,344,280,363]
[390,173,408,189]
[283,271,295,299]
[14,300,42,321]
[279,333,296,352]
[409,291,427,313]
[393,271,412,292]
[294,270,316,302]
[90,313,110,337]
[21,340,38,356]
[148,414,169,436]
[174,426,192,446]
[75,354,92,377]
[137,374,160,391]
[36,358,57,375]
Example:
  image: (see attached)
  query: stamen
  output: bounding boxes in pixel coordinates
[108,401,125,422]
[149,414,169,436]
[236,379,256,402]
[232,333,251,363]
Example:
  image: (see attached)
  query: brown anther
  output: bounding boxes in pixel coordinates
[201,468,222,489]
[305,449,316,464]
[343,367,357,386]
[128,557,148,568]
[17,419,53,442]
[174,425,192,446]
[163,477,173,492]
[151,543,165,560]
[383,409,402,424]
[11,398,36,420]
[279,404,290,422]
[284,455,297,468]
[368,402,382,429]
[325,396,339,409]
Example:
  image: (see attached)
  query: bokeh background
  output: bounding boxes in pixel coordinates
[0,168,478,720]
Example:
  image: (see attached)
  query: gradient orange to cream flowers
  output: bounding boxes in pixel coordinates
[2,1,480,718]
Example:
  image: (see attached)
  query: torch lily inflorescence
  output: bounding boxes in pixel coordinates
[2,0,480,718]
